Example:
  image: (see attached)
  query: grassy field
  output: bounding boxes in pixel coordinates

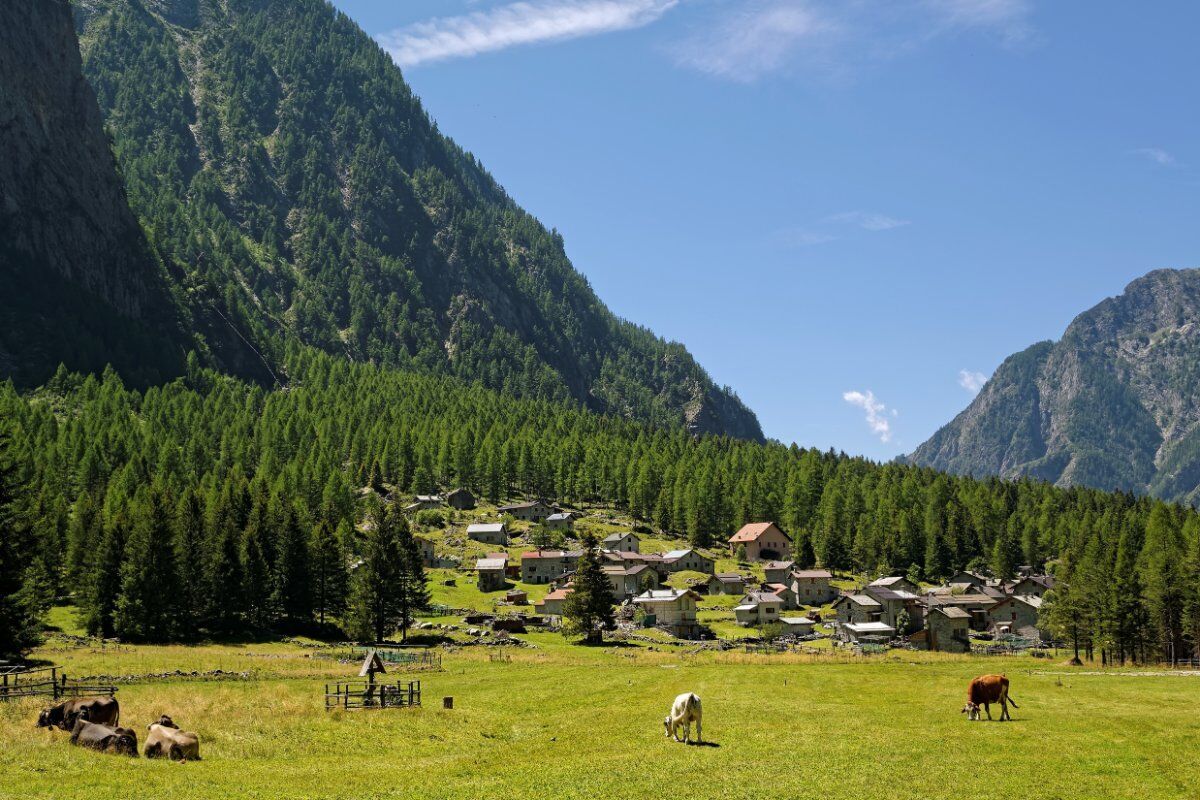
[4,628,1200,800]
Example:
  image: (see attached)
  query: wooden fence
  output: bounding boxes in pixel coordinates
[324,680,421,711]
[347,646,442,671]
[0,666,117,702]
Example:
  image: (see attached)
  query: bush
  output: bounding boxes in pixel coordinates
[416,509,446,528]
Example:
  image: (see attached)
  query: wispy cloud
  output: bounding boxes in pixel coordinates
[843,389,894,443]
[824,211,911,231]
[923,0,1034,44]
[958,369,987,394]
[1132,147,1177,167]
[379,0,678,68]
[673,0,1036,83]
[780,209,909,247]
[671,2,838,83]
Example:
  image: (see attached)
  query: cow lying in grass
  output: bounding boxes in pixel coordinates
[69,717,139,757]
[145,715,201,761]
[962,674,1018,721]
[37,697,120,731]
[664,692,702,744]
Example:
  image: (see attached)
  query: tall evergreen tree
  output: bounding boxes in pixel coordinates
[114,487,181,642]
[311,520,348,626]
[347,503,407,642]
[561,533,614,645]
[0,429,39,658]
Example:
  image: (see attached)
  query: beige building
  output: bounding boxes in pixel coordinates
[735,591,784,626]
[633,589,702,638]
[728,522,792,562]
[467,522,509,546]
[791,569,836,605]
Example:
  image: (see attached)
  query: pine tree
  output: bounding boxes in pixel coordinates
[561,533,614,645]
[347,503,407,642]
[0,430,39,658]
[311,520,348,626]
[274,502,313,625]
[396,517,430,641]
[84,514,128,638]
[114,487,181,642]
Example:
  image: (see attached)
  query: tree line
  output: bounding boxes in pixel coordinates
[2,346,1200,662]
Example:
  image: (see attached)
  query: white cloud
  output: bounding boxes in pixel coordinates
[843,389,894,443]
[673,0,1036,82]
[671,2,837,83]
[1133,147,1176,167]
[958,369,987,394]
[824,210,911,231]
[379,0,678,68]
[923,0,1033,43]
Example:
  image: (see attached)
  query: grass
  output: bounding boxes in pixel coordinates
[4,628,1200,799]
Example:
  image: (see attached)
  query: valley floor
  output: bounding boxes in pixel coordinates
[2,632,1197,799]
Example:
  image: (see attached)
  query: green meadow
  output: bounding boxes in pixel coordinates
[3,628,1198,800]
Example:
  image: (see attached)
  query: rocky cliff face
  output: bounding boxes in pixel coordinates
[909,269,1200,503]
[0,0,184,385]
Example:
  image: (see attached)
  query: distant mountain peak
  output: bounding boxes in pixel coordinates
[908,267,1200,503]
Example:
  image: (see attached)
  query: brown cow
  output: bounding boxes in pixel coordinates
[144,715,201,761]
[37,696,120,731]
[69,717,139,757]
[962,674,1018,721]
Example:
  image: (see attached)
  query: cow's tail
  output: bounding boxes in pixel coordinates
[1006,694,1018,708]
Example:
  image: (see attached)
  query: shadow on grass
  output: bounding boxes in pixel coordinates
[688,741,721,748]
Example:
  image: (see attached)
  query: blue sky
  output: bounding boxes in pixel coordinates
[330,0,1199,460]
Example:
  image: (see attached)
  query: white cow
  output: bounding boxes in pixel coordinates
[663,692,702,744]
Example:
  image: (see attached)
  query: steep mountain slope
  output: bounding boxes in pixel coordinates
[0,0,189,386]
[909,268,1200,503]
[69,0,761,439]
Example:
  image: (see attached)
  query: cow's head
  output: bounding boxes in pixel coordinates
[36,708,54,728]
[156,714,178,729]
[961,702,980,721]
[663,716,672,736]
[107,728,139,757]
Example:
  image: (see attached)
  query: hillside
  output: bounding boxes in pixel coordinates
[0,0,190,386]
[909,268,1200,503]
[66,0,760,438]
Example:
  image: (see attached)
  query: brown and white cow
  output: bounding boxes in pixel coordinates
[962,674,1018,721]
[69,717,139,757]
[663,692,703,743]
[145,715,201,761]
[37,696,120,731]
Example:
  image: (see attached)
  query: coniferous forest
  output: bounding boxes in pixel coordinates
[1,347,1199,664]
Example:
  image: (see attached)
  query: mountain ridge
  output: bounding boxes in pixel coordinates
[65,0,762,439]
[908,267,1200,503]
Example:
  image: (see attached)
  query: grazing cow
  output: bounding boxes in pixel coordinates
[663,692,703,744]
[69,717,139,757]
[962,674,1019,721]
[37,697,120,731]
[145,715,201,761]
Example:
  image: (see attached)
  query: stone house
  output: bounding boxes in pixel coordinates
[922,594,998,631]
[414,535,437,567]
[601,532,640,553]
[603,564,659,599]
[728,522,792,562]
[535,587,572,617]
[735,591,784,626]
[762,560,795,585]
[446,488,475,510]
[467,522,509,546]
[706,573,746,595]
[1008,575,1055,599]
[780,616,816,636]
[926,606,970,652]
[633,589,702,639]
[475,557,507,592]
[867,575,919,594]
[545,512,574,532]
[841,621,897,643]
[988,594,1045,640]
[833,593,883,625]
[764,582,800,610]
[661,549,714,574]
[863,585,924,634]
[791,569,836,605]
[498,500,553,522]
[520,550,582,584]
